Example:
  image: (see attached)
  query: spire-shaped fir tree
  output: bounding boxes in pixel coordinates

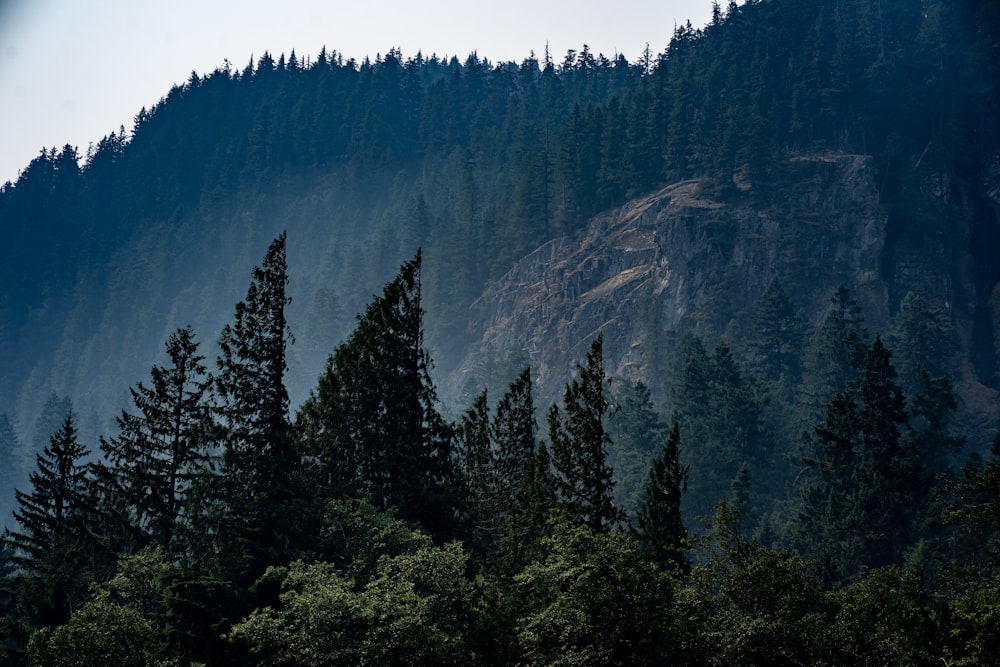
[635,422,689,575]
[547,336,623,533]
[213,232,297,580]
[4,413,104,627]
[297,251,458,538]
[96,326,211,551]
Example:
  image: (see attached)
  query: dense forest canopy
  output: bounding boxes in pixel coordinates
[1,0,1000,663]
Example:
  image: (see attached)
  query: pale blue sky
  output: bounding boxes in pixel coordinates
[0,0,716,185]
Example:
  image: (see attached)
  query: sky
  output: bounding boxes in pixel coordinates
[0,0,716,186]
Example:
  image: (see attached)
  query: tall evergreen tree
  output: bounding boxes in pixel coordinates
[634,422,689,575]
[749,276,806,385]
[607,380,665,515]
[298,251,457,537]
[856,335,913,570]
[213,232,296,579]
[797,389,865,588]
[669,338,770,526]
[491,367,537,515]
[799,284,868,426]
[889,291,957,397]
[96,326,211,550]
[454,388,495,554]
[31,394,72,458]
[4,413,103,627]
[797,336,915,586]
[547,336,623,533]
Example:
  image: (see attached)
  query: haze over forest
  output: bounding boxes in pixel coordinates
[1,0,999,664]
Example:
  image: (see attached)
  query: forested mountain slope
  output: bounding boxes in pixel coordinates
[1,0,998,506]
[2,1,1000,662]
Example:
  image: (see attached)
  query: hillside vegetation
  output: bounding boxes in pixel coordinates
[1,0,1000,663]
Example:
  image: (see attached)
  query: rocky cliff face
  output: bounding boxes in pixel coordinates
[454,154,896,402]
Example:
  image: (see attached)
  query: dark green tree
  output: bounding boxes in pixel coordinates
[96,327,211,551]
[940,432,1000,566]
[513,521,675,666]
[454,388,496,554]
[634,422,689,575]
[681,502,835,666]
[547,336,623,533]
[799,284,868,427]
[213,232,296,579]
[889,291,957,397]
[797,336,916,586]
[856,335,913,570]
[31,394,72,458]
[298,251,457,538]
[491,367,537,516]
[796,389,864,588]
[669,338,770,526]
[4,413,104,627]
[749,276,806,385]
[607,379,666,515]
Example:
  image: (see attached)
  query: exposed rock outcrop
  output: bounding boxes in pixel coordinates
[457,154,893,401]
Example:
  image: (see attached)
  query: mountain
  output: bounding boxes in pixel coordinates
[4,1,1000,660]
[1,0,998,462]
[459,149,999,438]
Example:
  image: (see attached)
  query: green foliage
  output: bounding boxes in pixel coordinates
[799,284,868,429]
[681,546,834,666]
[215,232,294,503]
[634,422,690,575]
[942,568,1000,667]
[2,2,1000,658]
[831,567,942,667]
[748,276,806,385]
[95,326,211,551]
[26,598,158,667]
[491,367,538,523]
[513,520,675,666]
[311,498,433,583]
[669,336,771,526]
[454,389,496,555]
[0,414,21,529]
[797,335,929,587]
[296,251,458,538]
[230,542,473,666]
[606,380,665,515]
[547,336,623,533]
[889,291,957,396]
[940,433,1000,565]
[4,413,106,627]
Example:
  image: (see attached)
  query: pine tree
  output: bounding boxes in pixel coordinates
[797,336,915,586]
[607,380,665,515]
[454,389,495,553]
[856,335,913,569]
[749,276,806,384]
[547,336,623,533]
[799,284,868,427]
[4,413,103,626]
[494,441,556,576]
[634,422,689,575]
[670,338,770,525]
[213,232,296,579]
[796,389,864,588]
[298,251,457,537]
[31,394,72,458]
[96,326,211,550]
[889,291,957,397]
[491,367,537,517]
